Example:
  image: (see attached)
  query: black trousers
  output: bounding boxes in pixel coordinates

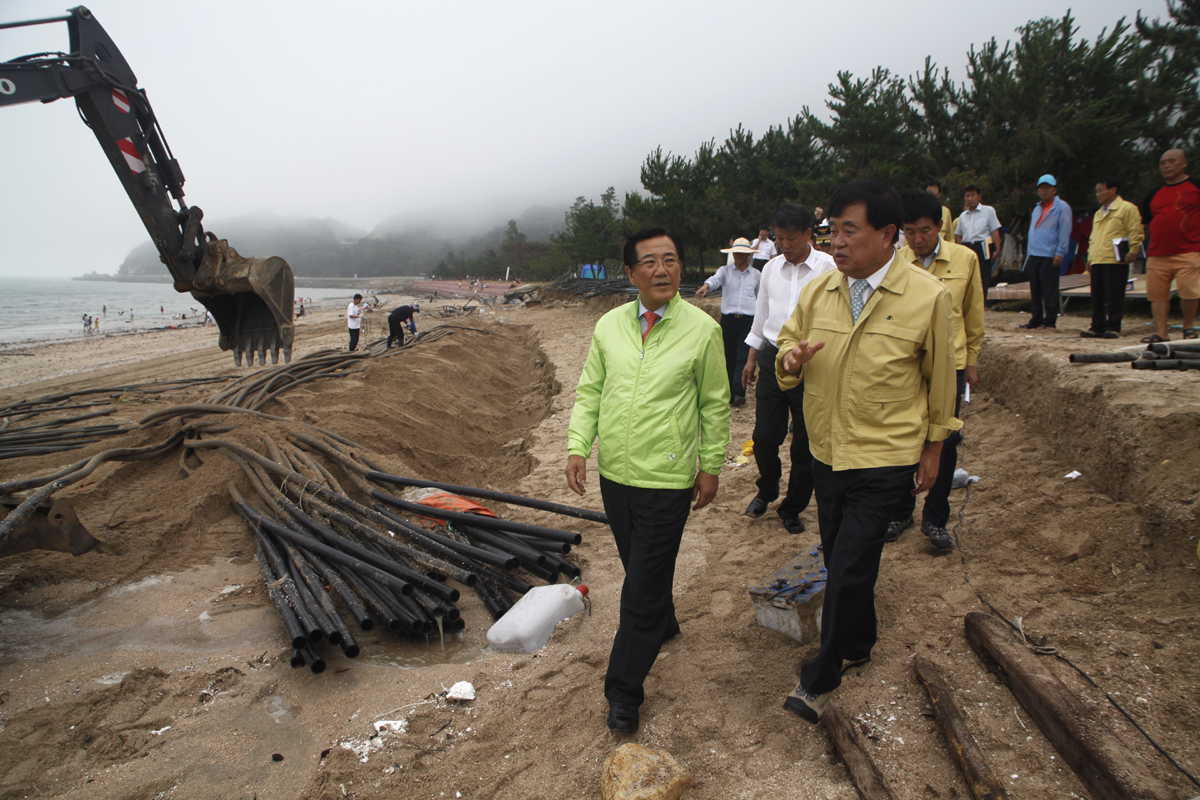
[963,241,995,301]
[893,370,965,528]
[1026,255,1061,327]
[720,314,754,400]
[599,476,692,707]
[752,345,813,517]
[802,460,917,694]
[1089,263,1130,333]
[387,317,414,348]
[348,328,360,351]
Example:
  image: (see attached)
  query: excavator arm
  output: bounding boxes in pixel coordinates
[0,6,293,365]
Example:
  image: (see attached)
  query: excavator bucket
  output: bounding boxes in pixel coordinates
[191,238,296,366]
[0,496,106,559]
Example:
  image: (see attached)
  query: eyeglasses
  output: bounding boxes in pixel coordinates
[634,256,680,270]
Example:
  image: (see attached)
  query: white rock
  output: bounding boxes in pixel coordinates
[374,719,408,733]
[446,681,476,701]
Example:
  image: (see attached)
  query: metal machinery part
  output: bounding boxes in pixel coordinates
[0,6,294,365]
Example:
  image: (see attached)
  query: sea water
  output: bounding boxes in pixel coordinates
[0,277,355,346]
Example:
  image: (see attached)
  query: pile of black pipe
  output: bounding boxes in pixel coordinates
[179,430,599,674]
[1069,340,1200,370]
[0,324,601,672]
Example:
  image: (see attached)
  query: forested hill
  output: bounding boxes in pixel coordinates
[116,205,564,278]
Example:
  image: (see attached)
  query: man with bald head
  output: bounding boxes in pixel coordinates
[1141,149,1200,341]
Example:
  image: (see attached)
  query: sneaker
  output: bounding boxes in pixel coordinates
[922,520,953,551]
[841,655,871,674]
[783,684,832,723]
[884,515,914,543]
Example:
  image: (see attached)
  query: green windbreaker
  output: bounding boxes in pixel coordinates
[567,293,730,489]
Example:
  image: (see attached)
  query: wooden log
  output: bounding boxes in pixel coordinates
[915,657,1010,800]
[822,702,898,800]
[964,611,1181,800]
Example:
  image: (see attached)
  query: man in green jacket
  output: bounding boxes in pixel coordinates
[566,226,730,733]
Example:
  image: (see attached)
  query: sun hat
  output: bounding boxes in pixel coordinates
[720,237,758,254]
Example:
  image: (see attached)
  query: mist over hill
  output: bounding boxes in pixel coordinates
[116,205,566,278]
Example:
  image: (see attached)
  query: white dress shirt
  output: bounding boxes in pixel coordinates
[750,237,778,261]
[956,204,1002,243]
[745,247,836,350]
[703,263,761,316]
[847,251,895,306]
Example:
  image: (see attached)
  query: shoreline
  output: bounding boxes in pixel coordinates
[0,297,354,354]
[0,294,442,392]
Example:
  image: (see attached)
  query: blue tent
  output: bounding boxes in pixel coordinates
[579,264,607,279]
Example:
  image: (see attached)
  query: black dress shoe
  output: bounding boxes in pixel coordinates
[1080,329,1101,338]
[745,496,769,518]
[780,515,805,535]
[664,617,681,642]
[607,702,639,732]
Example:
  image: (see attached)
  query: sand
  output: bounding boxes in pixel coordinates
[0,294,1197,800]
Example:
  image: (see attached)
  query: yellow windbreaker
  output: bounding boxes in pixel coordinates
[776,260,961,471]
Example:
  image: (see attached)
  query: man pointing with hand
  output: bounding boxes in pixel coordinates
[773,182,960,724]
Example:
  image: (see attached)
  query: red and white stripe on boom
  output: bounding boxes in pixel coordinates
[112,88,130,113]
[117,137,145,174]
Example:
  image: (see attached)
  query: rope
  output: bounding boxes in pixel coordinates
[948,389,1199,789]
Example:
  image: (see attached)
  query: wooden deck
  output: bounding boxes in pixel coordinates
[988,274,1176,310]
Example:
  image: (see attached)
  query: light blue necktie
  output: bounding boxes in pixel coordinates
[850,279,869,323]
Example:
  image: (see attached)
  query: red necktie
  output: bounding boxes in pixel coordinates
[643,311,659,342]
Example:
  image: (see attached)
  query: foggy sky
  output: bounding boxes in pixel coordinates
[0,0,1163,277]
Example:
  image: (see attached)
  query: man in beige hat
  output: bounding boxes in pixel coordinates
[696,237,762,406]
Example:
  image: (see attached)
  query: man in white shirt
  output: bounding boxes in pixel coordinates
[750,226,777,271]
[742,205,836,534]
[955,183,1004,299]
[347,293,363,351]
[696,237,762,406]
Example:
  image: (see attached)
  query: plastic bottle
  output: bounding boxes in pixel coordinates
[486,584,588,652]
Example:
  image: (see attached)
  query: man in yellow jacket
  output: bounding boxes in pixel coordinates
[566,226,730,733]
[1082,176,1144,338]
[886,189,984,552]
[775,182,960,723]
[924,179,956,243]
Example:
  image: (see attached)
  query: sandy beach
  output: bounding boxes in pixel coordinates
[0,293,1197,799]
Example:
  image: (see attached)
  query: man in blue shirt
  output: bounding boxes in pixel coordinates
[695,237,762,406]
[1019,175,1073,330]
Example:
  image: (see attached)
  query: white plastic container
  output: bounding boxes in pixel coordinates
[486,584,588,652]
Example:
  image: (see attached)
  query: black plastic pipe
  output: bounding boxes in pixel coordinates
[364,470,607,524]
[457,523,548,569]
[253,528,322,644]
[304,550,373,632]
[253,534,307,650]
[1068,352,1138,363]
[232,496,418,599]
[370,504,517,571]
[371,489,581,544]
